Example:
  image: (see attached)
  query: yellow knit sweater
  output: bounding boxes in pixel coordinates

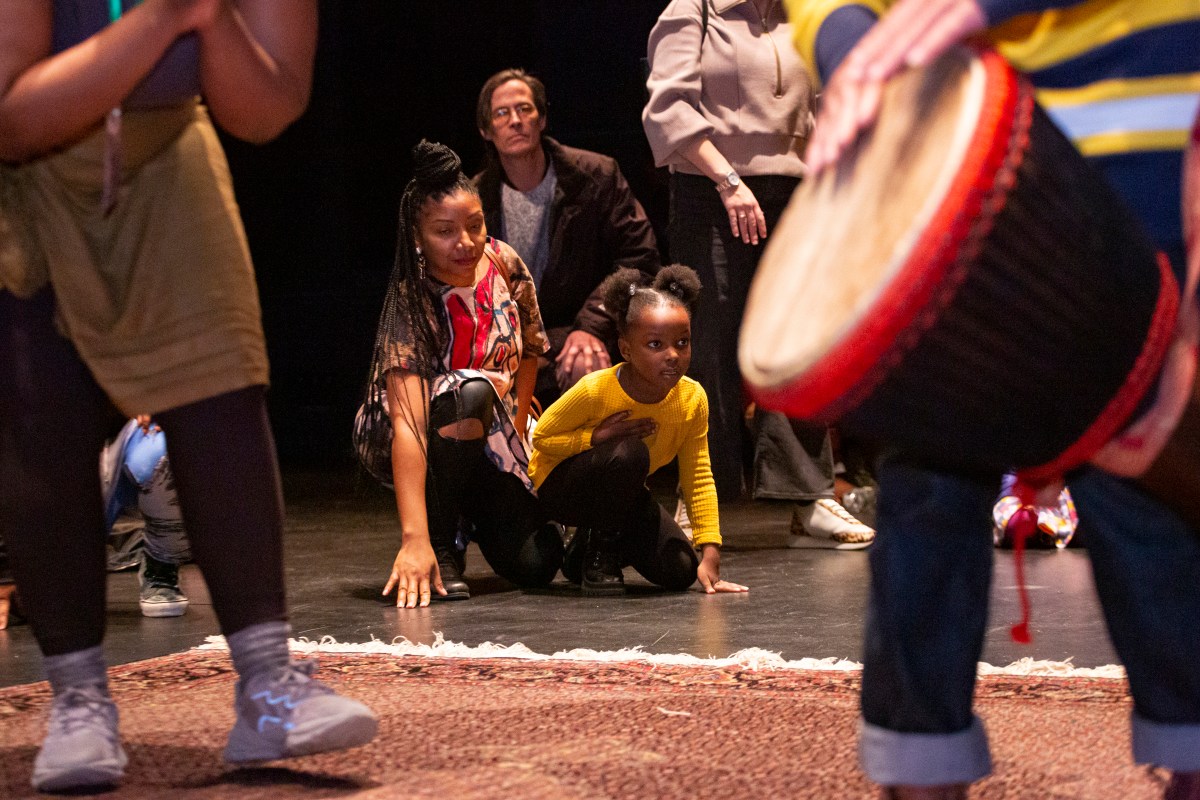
[529,365,721,547]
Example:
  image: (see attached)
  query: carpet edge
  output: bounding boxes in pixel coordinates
[195,635,1127,678]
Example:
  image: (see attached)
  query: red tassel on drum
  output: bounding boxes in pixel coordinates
[1006,480,1042,644]
[1006,506,1036,644]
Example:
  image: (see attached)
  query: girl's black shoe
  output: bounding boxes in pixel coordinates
[581,529,625,596]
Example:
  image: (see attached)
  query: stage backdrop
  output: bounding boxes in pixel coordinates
[218,1,669,464]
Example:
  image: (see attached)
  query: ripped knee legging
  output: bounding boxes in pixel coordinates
[424,378,562,587]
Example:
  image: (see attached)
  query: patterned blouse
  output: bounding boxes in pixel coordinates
[384,238,548,411]
[381,238,549,489]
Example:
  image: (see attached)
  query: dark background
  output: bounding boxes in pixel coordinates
[218,1,670,465]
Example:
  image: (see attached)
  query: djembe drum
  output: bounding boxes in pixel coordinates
[739,45,1179,481]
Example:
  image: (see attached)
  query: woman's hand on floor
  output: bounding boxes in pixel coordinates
[383,541,445,608]
[697,545,748,594]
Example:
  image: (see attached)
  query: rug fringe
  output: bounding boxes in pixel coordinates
[196,634,1125,678]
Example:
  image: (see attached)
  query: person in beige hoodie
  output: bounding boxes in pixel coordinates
[642,0,875,549]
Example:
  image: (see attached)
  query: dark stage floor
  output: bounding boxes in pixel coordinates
[0,469,1118,687]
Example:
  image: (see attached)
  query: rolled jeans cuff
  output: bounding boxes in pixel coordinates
[1132,712,1200,771]
[859,716,992,786]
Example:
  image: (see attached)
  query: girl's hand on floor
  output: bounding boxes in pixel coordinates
[383,541,445,608]
[592,411,657,446]
[697,545,749,594]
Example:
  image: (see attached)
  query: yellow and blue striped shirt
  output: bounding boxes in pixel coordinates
[788,0,1200,269]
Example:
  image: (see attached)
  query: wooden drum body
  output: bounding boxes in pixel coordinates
[739,46,1178,476]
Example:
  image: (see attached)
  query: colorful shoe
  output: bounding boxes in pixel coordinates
[789,499,876,550]
[224,659,377,763]
[138,552,189,617]
[31,685,127,792]
[993,485,1078,549]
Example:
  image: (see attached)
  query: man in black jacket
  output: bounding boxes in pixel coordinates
[475,69,660,406]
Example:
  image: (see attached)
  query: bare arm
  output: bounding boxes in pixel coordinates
[676,138,768,245]
[197,0,317,142]
[382,369,445,608]
[513,355,539,443]
[0,0,212,162]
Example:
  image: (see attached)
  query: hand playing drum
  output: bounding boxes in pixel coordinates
[741,46,1177,482]
[806,0,988,175]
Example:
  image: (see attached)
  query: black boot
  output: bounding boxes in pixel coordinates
[433,544,470,600]
[581,529,625,596]
[561,528,586,585]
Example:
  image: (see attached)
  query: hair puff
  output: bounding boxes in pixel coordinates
[600,267,651,329]
[653,264,702,309]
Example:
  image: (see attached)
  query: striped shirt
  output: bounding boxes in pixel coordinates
[788,0,1200,269]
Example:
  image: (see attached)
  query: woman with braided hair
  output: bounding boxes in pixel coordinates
[356,140,563,608]
[529,266,748,596]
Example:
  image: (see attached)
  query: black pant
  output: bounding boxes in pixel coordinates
[425,379,562,587]
[0,289,286,655]
[538,438,699,591]
[669,172,835,503]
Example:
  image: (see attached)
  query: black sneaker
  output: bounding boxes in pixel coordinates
[581,529,625,596]
[138,553,188,618]
[434,547,470,600]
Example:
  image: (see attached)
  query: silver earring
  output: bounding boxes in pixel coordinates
[415,247,426,279]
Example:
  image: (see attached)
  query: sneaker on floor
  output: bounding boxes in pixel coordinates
[992,486,1078,549]
[789,499,875,550]
[32,685,128,792]
[673,498,693,542]
[224,659,377,764]
[138,552,188,617]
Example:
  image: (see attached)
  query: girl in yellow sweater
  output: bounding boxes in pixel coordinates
[530,266,748,596]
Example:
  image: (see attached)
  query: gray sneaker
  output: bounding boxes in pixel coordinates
[223,659,377,763]
[31,685,128,792]
[138,553,188,617]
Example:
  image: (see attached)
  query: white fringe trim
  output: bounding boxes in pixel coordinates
[196,634,1126,678]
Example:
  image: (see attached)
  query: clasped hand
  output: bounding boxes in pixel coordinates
[555,330,611,391]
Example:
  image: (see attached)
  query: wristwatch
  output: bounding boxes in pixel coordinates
[714,171,741,194]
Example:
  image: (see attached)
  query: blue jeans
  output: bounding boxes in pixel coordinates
[102,420,189,565]
[861,453,1200,785]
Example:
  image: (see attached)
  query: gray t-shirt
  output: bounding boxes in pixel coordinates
[500,161,557,288]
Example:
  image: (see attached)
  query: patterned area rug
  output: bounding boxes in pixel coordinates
[0,644,1170,799]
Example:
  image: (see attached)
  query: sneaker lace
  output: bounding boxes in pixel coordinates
[259,659,332,703]
[49,686,116,737]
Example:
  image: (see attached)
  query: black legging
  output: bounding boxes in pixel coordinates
[538,438,699,591]
[0,289,286,655]
[425,379,562,587]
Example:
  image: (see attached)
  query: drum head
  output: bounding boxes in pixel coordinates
[739,46,989,418]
